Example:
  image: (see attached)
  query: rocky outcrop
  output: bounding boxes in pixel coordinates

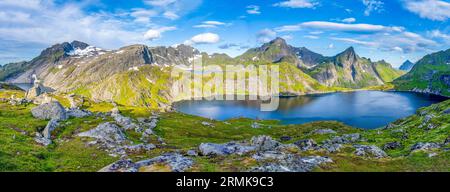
[250,155,332,172]
[251,135,280,151]
[31,101,67,120]
[410,142,441,152]
[198,142,255,156]
[99,153,193,172]
[354,145,388,158]
[383,141,402,150]
[312,129,337,135]
[294,139,317,151]
[77,122,127,146]
[34,119,59,146]
[324,133,361,144]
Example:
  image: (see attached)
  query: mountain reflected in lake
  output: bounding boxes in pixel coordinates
[174,91,448,129]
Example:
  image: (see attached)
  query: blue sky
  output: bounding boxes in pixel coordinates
[0,0,449,67]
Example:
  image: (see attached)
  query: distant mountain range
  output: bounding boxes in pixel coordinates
[394,49,450,96]
[0,37,447,107]
[399,60,415,71]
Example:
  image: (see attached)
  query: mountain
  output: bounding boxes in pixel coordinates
[399,60,415,71]
[237,37,325,68]
[307,47,404,88]
[394,49,450,96]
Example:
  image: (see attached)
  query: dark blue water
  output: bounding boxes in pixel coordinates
[175,91,448,129]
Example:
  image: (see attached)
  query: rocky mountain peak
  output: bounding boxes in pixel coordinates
[335,46,358,63]
[399,60,414,71]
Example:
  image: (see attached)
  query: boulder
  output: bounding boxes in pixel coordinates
[383,141,402,150]
[34,133,52,146]
[67,109,93,118]
[77,122,127,146]
[135,153,194,172]
[312,129,337,135]
[31,101,67,120]
[325,133,361,144]
[25,83,43,99]
[42,119,59,139]
[111,113,139,131]
[320,143,343,153]
[251,135,280,151]
[354,145,387,158]
[187,150,198,156]
[199,142,255,156]
[410,142,441,152]
[251,122,261,129]
[124,144,156,153]
[294,139,317,151]
[250,155,332,172]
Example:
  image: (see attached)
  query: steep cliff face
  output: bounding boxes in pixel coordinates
[394,49,450,96]
[308,47,403,88]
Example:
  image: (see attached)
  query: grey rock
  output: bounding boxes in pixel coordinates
[410,142,441,152]
[354,145,388,158]
[251,122,261,129]
[67,109,93,118]
[199,142,255,156]
[34,133,52,146]
[31,101,67,120]
[325,133,361,144]
[251,135,280,151]
[312,129,337,135]
[444,136,450,145]
[99,159,138,172]
[77,122,126,146]
[42,119,59,139]
[186,150,198,156]
[250,155,332,172]
[320,143,343,153]
[443,108,450,114]
[135,153,194,172]
[201,121,214,127]
[383,141,402,150]
[294,139,317,151]
[112,113,138,131]
[124,144,156,152]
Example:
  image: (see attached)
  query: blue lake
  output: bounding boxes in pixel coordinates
[174,91,448,129]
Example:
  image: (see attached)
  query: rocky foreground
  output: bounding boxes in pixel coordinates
[0,89,448,172]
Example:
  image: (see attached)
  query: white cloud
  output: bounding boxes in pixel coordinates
[203,21,226,25]
[257,29,277,43]
[247,5,261,15]
[144,0,177,7]
[304,35,319,39]
[331,37,378,46]
[328,43,334,49]
[144,26,177,40]
[0,1,146,49]
[0,0,42,9]
[130,8,158,23]
[362,0,384,16]
[193,21,227,28]
[342,17,356,23]
[427,30,450,42]
[184,33,220,45]
[163,11,179,20]
[300,21,403,33]
[275,25,302,32]
[273,0,318,9]
[403,0,450,21]
[281,35,293,40]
